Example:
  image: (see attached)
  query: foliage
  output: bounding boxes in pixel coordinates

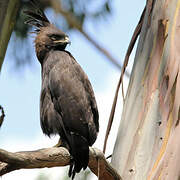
[15,0,112,38]
[10,0,112,69]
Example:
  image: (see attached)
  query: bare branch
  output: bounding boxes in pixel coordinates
[47,0,129,75]
[0,147,122,180]
[0,105,5,128]
[103,6,146,153]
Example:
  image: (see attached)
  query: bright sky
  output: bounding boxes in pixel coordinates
[0,0,145,179]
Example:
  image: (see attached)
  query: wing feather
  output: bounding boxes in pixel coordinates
[47,51,99,143]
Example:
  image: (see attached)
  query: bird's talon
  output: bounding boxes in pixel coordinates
[53,139,62,147]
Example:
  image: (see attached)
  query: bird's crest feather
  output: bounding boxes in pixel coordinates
[23,0,50,32]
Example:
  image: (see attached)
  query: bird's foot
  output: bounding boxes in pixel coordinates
[53,138,62,147]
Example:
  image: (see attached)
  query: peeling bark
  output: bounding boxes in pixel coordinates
[112,0,180,179]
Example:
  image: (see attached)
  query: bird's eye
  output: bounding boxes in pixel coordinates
[50,36,57,41]
[49,34,64,41]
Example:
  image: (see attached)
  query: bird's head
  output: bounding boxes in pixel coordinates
[34,24,71,63]
[24,6,70,63]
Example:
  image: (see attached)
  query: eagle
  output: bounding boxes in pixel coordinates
[24,2,99,179]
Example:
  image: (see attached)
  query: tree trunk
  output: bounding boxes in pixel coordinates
[112,0,180,179]
[0,0,20,72]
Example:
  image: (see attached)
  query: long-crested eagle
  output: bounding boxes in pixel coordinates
[24,1,99,179]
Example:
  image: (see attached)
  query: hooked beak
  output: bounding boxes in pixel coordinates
[54,36,71,45]
[64,36,71,44]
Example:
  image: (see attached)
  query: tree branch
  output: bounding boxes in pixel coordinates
[0,105,5,128]
[103,6,146,153]
[46,0,129,76]
[0,0,20,72]
[0,147,122,180]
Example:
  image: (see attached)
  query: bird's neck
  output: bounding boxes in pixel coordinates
[35,43,48,64]
[35,44,67,64]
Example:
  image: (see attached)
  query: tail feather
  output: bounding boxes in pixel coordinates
[68,132,89,179]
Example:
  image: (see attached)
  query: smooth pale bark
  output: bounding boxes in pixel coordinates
[112,0,180,179]
[0,0,20,72]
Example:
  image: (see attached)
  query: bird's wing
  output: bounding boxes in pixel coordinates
[67,51,99,133]
[40,81,65,137]
[47,51,93,140]
[81,74,99,132]
[46,51,99,176]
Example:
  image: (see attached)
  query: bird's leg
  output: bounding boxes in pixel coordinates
[53,138,62,147]
[53,138,70,150]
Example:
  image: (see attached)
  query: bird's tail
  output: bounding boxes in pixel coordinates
[68,132,89,179]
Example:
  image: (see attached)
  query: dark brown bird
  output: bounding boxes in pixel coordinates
[24,2,99,179]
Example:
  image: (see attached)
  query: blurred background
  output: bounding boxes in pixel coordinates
[0,0,145,179]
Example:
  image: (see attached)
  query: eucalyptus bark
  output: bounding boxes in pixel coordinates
[0,0,20,72]
[112,0,180,179]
